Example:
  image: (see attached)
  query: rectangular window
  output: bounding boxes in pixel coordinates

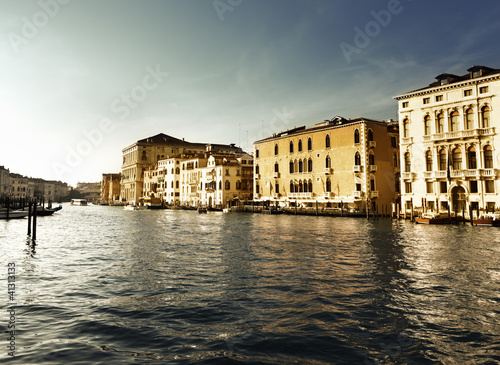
[405,182,412,193]
[370,179,375,191]
[470,180,478,193]
[275,184,279,194]
[464,89,472,97]
[391,136,397,148]
[479,86,488,94]
[423,97,430,104]
[402,101,409,108]
[440,181,447,194]
[485,180,495,193]
[487,202,495,211]
[356,183,361,192]
[255,149,259,158]
[256,184,259,194]
[426,182,433,193]
[435,95,443,102]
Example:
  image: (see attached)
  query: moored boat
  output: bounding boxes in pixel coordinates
[415,212,457,224]
[71,199,88,206]
[473,213,500,227]
[0,210,29,219]
[197,206,208,213]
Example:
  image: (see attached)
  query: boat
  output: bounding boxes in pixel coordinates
[415,212,457,224]
[222,208,230,213]
[71,199,88,206]
[0,210,29,219]
[124,204,148,211]
[197,206,208,214]
[473,213,500,227]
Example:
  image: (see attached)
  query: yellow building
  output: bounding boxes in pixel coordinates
[394,65,500,214]
[254,116,399,212]
[101,173,121,204]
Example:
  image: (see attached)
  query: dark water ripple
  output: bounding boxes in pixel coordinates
[1,204,499,364]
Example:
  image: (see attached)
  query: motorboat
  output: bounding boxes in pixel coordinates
[71,199,88,206]
[415,212,457,224]
[473,213,500,227]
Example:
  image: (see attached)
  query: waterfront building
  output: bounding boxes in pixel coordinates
[180,155,209,207]
[394,65,500,214]
[10,173,28,199]
[0,166,12,197]
[253,116,400,212]
[121,133,242,204]
[101,173,121,204]
[76,181,101,202]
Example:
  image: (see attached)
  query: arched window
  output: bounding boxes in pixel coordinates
[298,180,303,192]
[468,147,477,170]
[424,115,431,135]
[484,145,493,168]
[368,153,375,166]
[289,141,294,153]
[452,148,462,170]
[308,158,313,172]
[325,134,330,148]
[255,165,259,174]
[176,181,179,189]
[325,155,331,168]
[450,111,460,132]
[481,106,491,128]
[298,160,303,173]
[236,180,241,189]
[354,129,360,144]
[289,161,294,174]
[171,168,174,174]
[437,113,445,134]
[403,119,409,138]
[298,139,303,152]
[274,163,279,173]
[219,181,222,190]
[367,129,374,141]
[290,180,294,193]
[303,158,307,172]
[466,108,474,130]
[393,153,398,168]
[370,177,376,191]
[439,149,447,171]
[171,181,174,188]
[225,180,230,190]
[308,179,313,193]
[354,152,361,166]
[326,178,331,192]
[307,137,312,151]
[300,180,305,192]
[425,151,433,171]
[176,167,180,174]
[404,152,411,172]
[274,143,279,156]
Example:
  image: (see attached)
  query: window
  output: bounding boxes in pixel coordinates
[393,153,398,167]
[226,169,230,176]
[308,180,312,192]
[298,160,303,173]
[290,181,294,193]
[274,163,279,173]
[404,152,411,172]
[391,136,397,148]
[440,181,447,193]
[367,129,374,141]
[275,183,279,194]
[405,182,412,193]
[225,180,230,190]
[368,153,375,166]
[402,101,409,108]
[325,134,330,148]
[289,141,294,153]
[274,143,279,155]
[326,178,331,192]
[439,150,447,170]
[289,161,294,174]
[484,146,493,168]
[308,158,313,172]
[464,89,472,97]
[480,86,488,94]
[426,182,433,193]
[467,147,477,169]
[487,202,495,211]
[219,181,222,190]
[298,139,303,152]
[424,115,431,135]
[403,119,409,138]
[466,108,474,130]
[452,148,462,170]
[255,149,259,158]
[426,151,433,171]
[255,184,259,194]
[481,106,491,128]
[437,113,445,133]
[485,180,495,193]
[470,180,478,193]
[370,178,375,191]
[356,183,362,192]
[436,95,443,102]
[423,97,430,104]
[325,156,331,168]
[354,152,361,166]
[303,158,308,172]
[255,165,259,174]
[236,181,241,190]
[450,111,459,132]
[354,129,360,144]
[307,137,312,151]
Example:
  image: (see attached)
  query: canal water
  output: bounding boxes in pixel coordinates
[0,204,499,364]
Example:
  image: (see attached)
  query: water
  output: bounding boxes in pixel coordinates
[1,205,499,364]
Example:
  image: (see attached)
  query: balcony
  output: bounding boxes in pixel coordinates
[368,165,377,172]
[480,168,498,177]
[353,165,362,173]
[323,168,333,174]
[401,137,413,144]
[369,191,379,198]
[273,172,280,178]
[288,192,313,199]
[353,191,363,199]
[324,192,335,199]
[431,127,496,142]
[401,172,416,180]
[368,141,376,148]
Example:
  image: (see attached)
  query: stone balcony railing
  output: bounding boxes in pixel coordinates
[423,127,495,142]
[422,169,498,179]
[288,192,313,199]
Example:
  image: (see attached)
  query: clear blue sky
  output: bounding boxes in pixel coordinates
[1,0,499,186]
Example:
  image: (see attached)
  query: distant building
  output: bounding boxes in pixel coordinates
[0,166,12,197]
[101,173,121,204]
[10,174,28,199]
[253,116,400,212]
[394,65,500,214]
[121,133,242,204]
[77,182,101,202]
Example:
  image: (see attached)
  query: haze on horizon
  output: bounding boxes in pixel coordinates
[1,0,499,187]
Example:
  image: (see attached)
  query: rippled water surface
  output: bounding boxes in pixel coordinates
[1,204,499,364]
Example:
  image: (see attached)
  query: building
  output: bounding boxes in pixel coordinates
[77,182,101,202]
[394,65,500,214]
[101,173,121,204]
[0,166,12,197]
[10,174,28,199]
[121,133,243,204]
[253,116,400,212]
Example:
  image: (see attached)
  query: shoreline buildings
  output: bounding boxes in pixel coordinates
[395,65,499,214]
[253,116,400,211]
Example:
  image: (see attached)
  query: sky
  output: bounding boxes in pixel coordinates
[1,0,500,187]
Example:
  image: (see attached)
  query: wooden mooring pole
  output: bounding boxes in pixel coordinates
[32,199,37,241]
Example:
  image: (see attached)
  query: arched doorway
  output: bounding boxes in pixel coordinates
[451,186,466,213]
